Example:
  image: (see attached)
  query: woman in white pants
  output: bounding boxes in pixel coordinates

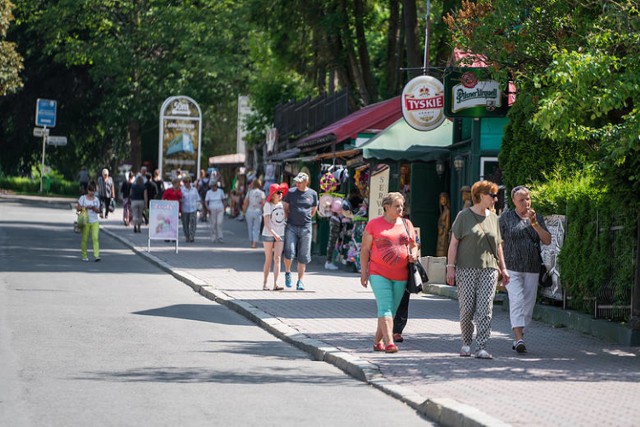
[205,181,226,243]
[499,186,551,353]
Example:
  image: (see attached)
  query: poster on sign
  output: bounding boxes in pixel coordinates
[148,200,180,253]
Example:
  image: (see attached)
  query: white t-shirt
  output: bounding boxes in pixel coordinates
[205,188,226,210]
[78,195,101,223]
[246,188,266,214]
[262,201,286,237]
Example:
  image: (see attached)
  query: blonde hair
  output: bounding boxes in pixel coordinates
[382,192,405,212]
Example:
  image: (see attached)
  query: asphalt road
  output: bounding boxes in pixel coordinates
[0,199,434,426]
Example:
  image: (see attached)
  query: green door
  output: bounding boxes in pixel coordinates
[410,162,446,256]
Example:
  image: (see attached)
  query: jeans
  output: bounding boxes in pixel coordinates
[284,224,312,264]
[181,211,197,241]
[245,210,262,244]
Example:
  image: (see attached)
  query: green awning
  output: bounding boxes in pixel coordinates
[362,118,453,161]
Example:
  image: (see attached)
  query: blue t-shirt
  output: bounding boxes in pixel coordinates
[284,188,318,226]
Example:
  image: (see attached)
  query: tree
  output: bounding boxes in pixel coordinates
[445,0,640,194]
[0,0,22,96]
[29,0,252,169]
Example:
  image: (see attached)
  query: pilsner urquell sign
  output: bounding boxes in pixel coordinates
[444,68,509,118]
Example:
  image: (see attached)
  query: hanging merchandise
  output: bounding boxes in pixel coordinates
[320,172,339,193]
[354,166,370,199]
[318,193,336,218]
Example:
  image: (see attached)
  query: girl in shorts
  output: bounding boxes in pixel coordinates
[261,183,288,290]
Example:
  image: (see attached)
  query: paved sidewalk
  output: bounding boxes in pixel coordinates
[4,195,638,427]
[94,213,640,427]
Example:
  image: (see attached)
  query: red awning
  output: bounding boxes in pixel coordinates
[296,96,402,150]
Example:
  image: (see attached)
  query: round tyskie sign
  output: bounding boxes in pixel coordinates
[402,75,446,131]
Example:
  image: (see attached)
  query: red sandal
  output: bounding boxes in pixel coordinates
[385,344,399,353]
[373,343,385,352]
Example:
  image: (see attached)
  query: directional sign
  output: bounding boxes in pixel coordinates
[47,136,67,146]
[33,127,50,137]
[36,99,57,127]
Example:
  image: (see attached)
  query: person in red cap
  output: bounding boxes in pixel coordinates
[261,183,288,290]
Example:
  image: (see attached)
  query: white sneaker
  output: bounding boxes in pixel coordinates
[324,261,339,270]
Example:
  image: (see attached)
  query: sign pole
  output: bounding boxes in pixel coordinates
[40,126,48,193]
[423,0,431,74]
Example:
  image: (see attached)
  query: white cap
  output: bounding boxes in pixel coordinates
[293,172,309,183]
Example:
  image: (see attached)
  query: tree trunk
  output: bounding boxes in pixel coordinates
[354,0,377,102]
[434,0,459,66]
[128,119,142,171]
[385,0,401,96]
[402,0,421,71]
[338,0,369,105]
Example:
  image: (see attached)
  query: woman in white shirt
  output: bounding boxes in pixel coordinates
[243,179,266,248]
[76,182,102,262]
[205,181,226,243]
[261,183,288,290]
[180,175,200,242]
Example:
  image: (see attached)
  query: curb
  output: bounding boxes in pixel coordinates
[102,226,509,427]
[0,193,76,206]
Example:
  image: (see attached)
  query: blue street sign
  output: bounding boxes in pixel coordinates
[36,99,57,127]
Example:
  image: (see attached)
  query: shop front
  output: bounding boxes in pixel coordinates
[361,118,454,256]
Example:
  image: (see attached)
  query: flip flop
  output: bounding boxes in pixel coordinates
[272,285,284,291]
[262,285,270,291]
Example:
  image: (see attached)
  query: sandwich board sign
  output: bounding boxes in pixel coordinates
[148,200,179,253]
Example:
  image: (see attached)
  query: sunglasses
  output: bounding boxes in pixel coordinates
[276,191,283,195]
[488,192,498,198]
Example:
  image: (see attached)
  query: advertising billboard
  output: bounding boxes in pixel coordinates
[159,96,202,180]
[444,68,510,118]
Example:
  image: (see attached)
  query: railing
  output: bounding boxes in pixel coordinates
[274,90,350,143]
[563,214,635,322]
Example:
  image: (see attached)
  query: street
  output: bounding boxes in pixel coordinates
[0,199,433,426]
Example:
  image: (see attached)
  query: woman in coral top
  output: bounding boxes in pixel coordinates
[360,192,418,353]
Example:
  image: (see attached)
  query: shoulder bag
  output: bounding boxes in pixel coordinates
[77,196,89,227]
[524,218,553,288]
[402,219,427,294]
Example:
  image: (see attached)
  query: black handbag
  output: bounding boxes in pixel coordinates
[402,219,427,293]
[407,261,428,294]
[526,220,553,288]
[538,253,553,288]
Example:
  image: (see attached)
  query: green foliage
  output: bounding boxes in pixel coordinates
[528,169,635,318]
[0,175,77,196]
[0,0,23,95]
[447,0,639,319]
[499,93,586,192]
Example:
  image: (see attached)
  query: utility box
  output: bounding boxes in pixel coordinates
[422,256,447,285]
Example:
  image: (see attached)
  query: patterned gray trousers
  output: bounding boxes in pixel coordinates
[456,267,498,351]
